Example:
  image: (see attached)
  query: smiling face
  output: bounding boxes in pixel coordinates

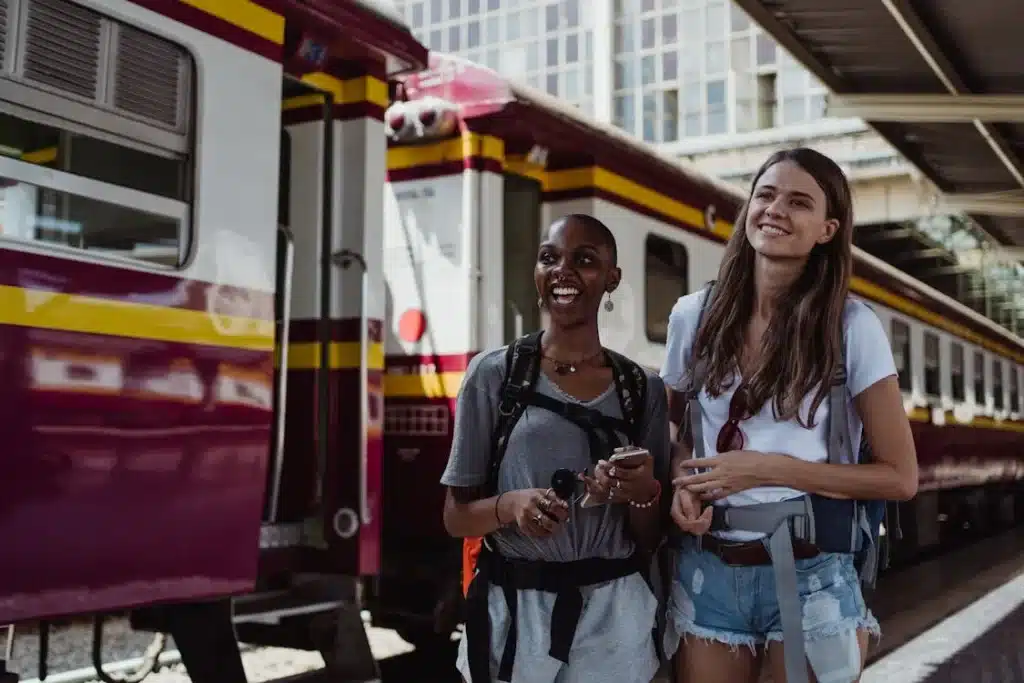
[744,159,840,261]
[534,216,620,328]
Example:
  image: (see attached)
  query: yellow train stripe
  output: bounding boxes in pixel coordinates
[850,277,1021,363]
[180,0,285,45]
[387,134,504,171]
[0,285,274,352]
[286,74,390,110]
[383,371,466,398]
[282,342,385,370]
[387,134,1023,364]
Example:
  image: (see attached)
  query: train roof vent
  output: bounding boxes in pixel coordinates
[111,23,188,131]
[0,0,8,72]
[22,0,102,101]
[11,0,192,150]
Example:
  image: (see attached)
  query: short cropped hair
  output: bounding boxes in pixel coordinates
[557,213,618,266]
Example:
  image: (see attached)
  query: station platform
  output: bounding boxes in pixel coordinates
[864,543,1024,683]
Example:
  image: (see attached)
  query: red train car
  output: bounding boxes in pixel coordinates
[0,0,425,681]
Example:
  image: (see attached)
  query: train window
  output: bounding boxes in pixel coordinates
[645,233,688,344]
[1011,367,1020,413]
[890,319,911,392]
[950,342,965,401]
[974,350,986,406]
[0,0,193,267]
[992,359,1004,411]
[923,332,940,398]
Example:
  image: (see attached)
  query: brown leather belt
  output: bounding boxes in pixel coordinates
[700,533,819,566]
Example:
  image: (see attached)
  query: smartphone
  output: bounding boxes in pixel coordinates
[579,447,649,508]
[609,446,649,469]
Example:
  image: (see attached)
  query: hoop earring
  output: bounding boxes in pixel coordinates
[604,293,614,312]
[537,297,545,310]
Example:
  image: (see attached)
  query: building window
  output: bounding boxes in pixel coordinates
[1010,367,1020,412]
[645,234,688,344]
[992,359,1004,410]
[974,351,986,405]
[923,332,940,397]
[950,342,965,401]
[891,320,911,391]
[706,79,727,135]
[755,33,777,66]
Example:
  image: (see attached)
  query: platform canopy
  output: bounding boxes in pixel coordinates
[733,0,1024,249]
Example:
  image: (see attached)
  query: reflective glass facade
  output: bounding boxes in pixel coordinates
[396,0,829,141]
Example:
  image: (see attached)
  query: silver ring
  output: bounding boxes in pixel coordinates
[534,512,544,523]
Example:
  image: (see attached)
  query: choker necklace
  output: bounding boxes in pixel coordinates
[542,348,605,375]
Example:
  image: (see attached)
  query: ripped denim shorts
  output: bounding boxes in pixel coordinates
[664,535,881,655]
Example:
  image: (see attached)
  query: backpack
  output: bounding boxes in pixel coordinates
[685,281,901,583]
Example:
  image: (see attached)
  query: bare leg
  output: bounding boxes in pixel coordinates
[764,628,870,683]
[675,637,761,683]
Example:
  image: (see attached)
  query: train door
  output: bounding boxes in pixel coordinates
[503,173,543,342]
[261,76,338,562]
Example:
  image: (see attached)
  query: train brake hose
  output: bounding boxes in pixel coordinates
[92,616,167,683]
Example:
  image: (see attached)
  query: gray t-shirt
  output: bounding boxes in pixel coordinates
[441,346,670,683]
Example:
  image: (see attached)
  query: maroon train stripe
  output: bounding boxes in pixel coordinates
[290,319,384,344]
[294,0,428,74]
[127,0,281,62]
[385,352,473,373]
[386,157,504,182]
[0,248,275,319]
[282,101,386,125]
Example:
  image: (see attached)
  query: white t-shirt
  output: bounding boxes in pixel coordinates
[660,288,898,541]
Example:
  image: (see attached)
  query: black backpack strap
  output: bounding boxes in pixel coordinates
[605,348,648,446]
[485,332,543,497]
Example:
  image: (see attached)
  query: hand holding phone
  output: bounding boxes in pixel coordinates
[609,446,650,469]
[580,447,652,507]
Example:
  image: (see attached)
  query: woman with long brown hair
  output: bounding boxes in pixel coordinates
[660,148,918,683]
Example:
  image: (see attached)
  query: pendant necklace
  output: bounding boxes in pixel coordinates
[542,348,605,375]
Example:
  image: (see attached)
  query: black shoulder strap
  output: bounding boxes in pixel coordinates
[484,332,543,496]
[604,348,648,446]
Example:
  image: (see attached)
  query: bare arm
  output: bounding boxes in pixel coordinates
[443,485,569,539]
[442,486,507,538]
[760,375,918,501]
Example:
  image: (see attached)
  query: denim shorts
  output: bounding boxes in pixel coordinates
[664,536,880,655]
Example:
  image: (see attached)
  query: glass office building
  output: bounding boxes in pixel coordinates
[394,0,831,144]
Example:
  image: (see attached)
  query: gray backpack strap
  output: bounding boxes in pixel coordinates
[827,322,880,586]
[827,332,856,466]
[687,283,715,463]
[713,500,814,683]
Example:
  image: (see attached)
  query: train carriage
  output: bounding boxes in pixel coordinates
[379,53,1024,643]
[0,0,426,681]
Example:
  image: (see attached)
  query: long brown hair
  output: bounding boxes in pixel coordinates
[691,148,854,428]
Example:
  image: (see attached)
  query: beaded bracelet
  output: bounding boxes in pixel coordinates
[629,479,662,509]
